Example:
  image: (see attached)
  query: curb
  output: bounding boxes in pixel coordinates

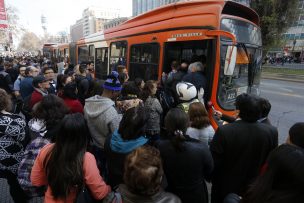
[262,75,304,83]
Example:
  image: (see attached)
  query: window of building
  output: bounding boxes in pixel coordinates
[299,0,304,9]
[110,41,127,72]
[129,43,160,81]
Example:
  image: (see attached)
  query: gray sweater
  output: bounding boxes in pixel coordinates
[84,95,122,149]
[144,97,163,134]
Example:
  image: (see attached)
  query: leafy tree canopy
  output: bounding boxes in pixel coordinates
[18,32,42,52]
[251,0,299,51]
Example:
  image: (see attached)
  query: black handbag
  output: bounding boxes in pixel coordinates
[75,186,101,203]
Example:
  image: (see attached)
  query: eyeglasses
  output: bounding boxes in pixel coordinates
[44,72,54,74]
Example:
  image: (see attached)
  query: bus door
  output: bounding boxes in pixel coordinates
[95,47,109,80]
[163,39,216,101]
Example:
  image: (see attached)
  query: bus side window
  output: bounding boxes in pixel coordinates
[110,41,127,72]
[129,43,160,81]
[78,46,89,64]
[95,47,108,80]
[89,45,95,62]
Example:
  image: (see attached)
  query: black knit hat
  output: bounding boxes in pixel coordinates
[103,71,122,91]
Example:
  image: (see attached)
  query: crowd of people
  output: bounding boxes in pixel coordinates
[0,55,304,203]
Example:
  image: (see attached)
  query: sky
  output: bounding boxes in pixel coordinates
[6,0,132,37]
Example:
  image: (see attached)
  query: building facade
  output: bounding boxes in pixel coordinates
[82,7,120,37]
[282,0,304,60]
[132,0,251,16]
[70,7,120,41]
[70,19,83,42]
[104,17,129,30]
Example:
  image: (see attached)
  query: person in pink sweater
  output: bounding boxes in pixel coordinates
[31,113,111,203]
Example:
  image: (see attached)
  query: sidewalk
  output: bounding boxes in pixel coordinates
[262,72,304,83]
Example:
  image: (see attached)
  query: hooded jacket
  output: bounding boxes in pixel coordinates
[104,131,148,187]
[84,95,122,149]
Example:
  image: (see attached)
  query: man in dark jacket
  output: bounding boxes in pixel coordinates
[210,93,278,203]
[76,64,90,105]
[165,62,188,89]
[182,61,207,92]
[20,66,40,99]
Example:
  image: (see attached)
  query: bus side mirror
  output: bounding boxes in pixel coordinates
[205,30,237,76]
[224,46,237,76]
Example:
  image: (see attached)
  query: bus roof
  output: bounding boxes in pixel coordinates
[105,0,259,38]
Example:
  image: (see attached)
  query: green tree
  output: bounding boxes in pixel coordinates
[18,31,42,52]
[251,0,299,51]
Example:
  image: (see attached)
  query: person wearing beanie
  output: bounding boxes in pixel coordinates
[84,71,122,178]
[84,71,122,149]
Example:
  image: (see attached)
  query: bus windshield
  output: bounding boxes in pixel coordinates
[218,18,262,110]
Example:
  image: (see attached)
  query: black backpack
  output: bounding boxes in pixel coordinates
[21,95,33,121]
[0,73,11,93]
[156,87,175,113]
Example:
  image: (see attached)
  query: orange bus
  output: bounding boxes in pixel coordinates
[58,43,70,62]
[42,43,58,59]
[58,0,263,126]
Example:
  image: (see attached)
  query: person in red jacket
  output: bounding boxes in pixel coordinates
[30,76,50,109]
[62,82,83,113]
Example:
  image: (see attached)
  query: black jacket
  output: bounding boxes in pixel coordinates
[117,184,181,203]
[210,120,278,203]
[156,136,213,203]
[182,71,207,91]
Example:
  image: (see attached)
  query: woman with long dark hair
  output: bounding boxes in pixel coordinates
[104,106,149,188]
[31,113,111,202]
[156,108,213,203]
[62,82,83,113]
[18,94,69,199]
[140,80,163,140]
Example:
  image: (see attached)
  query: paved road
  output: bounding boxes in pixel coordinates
[260,79,304,144]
